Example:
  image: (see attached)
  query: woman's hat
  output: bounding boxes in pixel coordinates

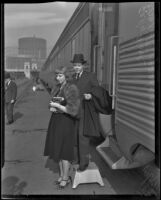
[55,66,67,74]
[71,54,87,64]
[54,66,74,81]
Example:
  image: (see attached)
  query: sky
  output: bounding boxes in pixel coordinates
[4,2,79,56]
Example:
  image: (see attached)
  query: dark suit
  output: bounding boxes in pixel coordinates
[5,80,17,123]
[73,70,99,168]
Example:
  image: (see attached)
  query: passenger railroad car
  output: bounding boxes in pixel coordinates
[40,3,159,172]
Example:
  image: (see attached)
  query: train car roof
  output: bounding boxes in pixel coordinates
[42,2,86,70]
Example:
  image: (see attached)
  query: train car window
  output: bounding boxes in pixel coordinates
[75,33,79,54]
[58,53,61,66]
[79,28,83,54]
[71,39,75,58]
[83,22,91,65]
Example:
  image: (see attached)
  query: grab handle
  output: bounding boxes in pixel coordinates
[109,36,119,109]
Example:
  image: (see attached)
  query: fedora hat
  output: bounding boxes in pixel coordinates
[5,72,11,79]
[71,54,87,64]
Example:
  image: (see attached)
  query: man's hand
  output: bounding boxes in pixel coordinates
[84,93,92,100]
[11,99,15,104]
[50,107,57,112]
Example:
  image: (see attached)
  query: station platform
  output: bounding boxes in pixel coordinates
[2,83,144,195]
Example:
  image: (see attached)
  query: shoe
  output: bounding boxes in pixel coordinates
[57,176,72,189]
[54,176,63,185]
[77,164,88,172]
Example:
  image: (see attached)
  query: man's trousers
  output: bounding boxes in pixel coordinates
[5,102,14,122]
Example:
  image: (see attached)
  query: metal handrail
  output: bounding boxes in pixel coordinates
[109,36,119,109]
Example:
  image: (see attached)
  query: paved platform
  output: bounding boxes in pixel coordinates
[2,84,144,195]
[2,85,117,195]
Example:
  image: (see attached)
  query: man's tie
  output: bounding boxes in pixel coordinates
[76,73,79,80]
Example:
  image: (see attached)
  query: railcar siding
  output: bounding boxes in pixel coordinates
[115,2,155,160]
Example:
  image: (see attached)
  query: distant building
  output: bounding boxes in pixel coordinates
[6,36,47,79]
[18,37,46,59]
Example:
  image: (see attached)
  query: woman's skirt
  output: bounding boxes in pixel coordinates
[44,113,75,162]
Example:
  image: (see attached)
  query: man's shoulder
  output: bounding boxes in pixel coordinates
[12,80,17,85]
[83,71,96,78]
[83,70,91,76]
[10,81,17,88]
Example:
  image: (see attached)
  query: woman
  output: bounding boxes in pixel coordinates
[44,66,80,189]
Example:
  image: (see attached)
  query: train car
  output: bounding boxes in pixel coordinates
[40,2,159,172]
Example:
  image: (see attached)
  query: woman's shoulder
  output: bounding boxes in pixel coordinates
[51,84,60,96]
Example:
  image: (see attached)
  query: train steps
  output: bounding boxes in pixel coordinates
[96,134,146,169]
[96,134,122,169]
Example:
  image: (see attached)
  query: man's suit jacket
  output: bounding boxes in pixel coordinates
[73,70,99,100]
[5,80,17,103]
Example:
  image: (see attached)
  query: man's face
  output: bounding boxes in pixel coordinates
[73,63,83,74]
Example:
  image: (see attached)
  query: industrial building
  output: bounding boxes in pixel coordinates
[5,36,47,79]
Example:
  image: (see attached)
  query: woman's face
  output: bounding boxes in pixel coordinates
[73,63,83,74]
[56,73,66,84]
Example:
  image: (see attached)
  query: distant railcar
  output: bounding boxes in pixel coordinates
[40,3,158,171]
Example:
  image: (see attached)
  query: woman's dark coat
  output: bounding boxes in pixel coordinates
[51,83,80,117]
[44,82,80,162]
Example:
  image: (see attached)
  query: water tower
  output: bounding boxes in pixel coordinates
[18,36,46,59]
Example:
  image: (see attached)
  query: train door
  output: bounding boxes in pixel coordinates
[102,3,119,90]
[97,3,119,138]
[94,3,118,85]
[115,2,155,163]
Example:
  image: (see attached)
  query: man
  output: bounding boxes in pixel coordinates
[71,53,101,172]
[5,72,17,125]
